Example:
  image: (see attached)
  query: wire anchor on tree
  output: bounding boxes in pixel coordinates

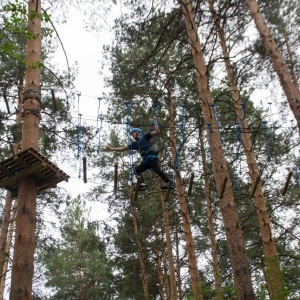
[173,104,185,184]
[210,104,223,143]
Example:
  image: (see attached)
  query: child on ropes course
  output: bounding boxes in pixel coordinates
[103,116,172,191]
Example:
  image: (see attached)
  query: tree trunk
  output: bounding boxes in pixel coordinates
[153,222,165,300]
[166,73,202,300]
[245,0,300,132]
[10,0,41,298]
[209,1,286,298]
[161,191,178,300]
[199,119,223,300]
[126,185,149,300]
[181,1,255,299]
[0,74,23,300]
[174,214,183,300]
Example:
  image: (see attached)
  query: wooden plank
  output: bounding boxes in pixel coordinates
[0,162,46,189]
[0,148,69,195]
[281,171,293,196]
[134,176,141,201]
[187,172,194,196]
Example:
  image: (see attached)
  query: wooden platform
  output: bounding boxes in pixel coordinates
[0,148,69,197]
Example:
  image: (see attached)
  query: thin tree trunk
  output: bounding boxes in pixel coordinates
[161,191,178,300]
[166,74,202,300]
[283,32,299,91]
[10,0,42,296]
[209,1,285,298]
[162,249,170,300]
[153,222,165,300]
[180,1,255,299]
[245,0,300,132]
[0,76,23,300]
[174,214,183,300]
[199,119,223,300]
[126,185,149,300]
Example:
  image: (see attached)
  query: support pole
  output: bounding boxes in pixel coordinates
[82,157,87,183]
[250,176,260,198]
[220,177,228,199]
[51,90,57,111]
[187,172,194,196]
[281,171,293,196]
[114,162,118,191]
[134,176,141,201]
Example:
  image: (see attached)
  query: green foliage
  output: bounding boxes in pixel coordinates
[38,196,115,299]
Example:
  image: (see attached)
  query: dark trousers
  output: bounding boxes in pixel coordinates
[135,158,169,183]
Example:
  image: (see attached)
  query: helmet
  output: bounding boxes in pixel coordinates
[130,128,143,135]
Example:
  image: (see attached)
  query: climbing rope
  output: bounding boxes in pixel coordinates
[77,93,81,160]
[233,121,241,192]
[77,113,82,178]
[97,115,104,154]
[95,97,104,154]
[268,102,276,141]
[125,101,134,185]
[173,104,185,183]
[262,120,271,162]
[207,123,213,161]
[291,121,299,187]
[210,104,223,143]
[151,103,159,151]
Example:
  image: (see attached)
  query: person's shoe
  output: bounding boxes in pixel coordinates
[139,182,147,190]
[133,182,147,191]
[161,182,174,190]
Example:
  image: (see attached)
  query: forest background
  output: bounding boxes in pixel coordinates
[0,0,299,299]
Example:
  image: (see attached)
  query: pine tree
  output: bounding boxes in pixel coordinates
[38,196,114,299]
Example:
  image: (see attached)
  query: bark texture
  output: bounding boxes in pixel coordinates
[209,1,286,298]
[10,1,41,299]
[181,1,255,298]
[166,75,202,300]
[245,0,300,132]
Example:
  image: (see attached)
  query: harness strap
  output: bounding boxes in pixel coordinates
[140,149,159,161]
